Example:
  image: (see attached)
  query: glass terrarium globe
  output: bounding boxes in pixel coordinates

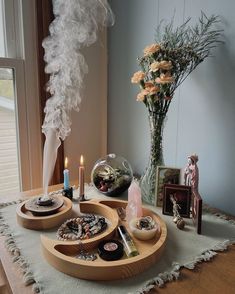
[91,154,133,196]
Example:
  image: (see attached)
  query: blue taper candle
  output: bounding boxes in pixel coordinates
[63,157,70,190]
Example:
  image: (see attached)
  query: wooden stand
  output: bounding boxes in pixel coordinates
[41,200,167,280]
[24,196,64,216]
[16,196,72,230]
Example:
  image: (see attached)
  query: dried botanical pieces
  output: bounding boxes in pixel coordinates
[91,154,133,196]
[57,214,107,241]
[136,216,156,231]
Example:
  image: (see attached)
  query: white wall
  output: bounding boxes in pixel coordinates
[108,0,235,215]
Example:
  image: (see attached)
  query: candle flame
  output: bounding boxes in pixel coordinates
[80,155,84,165]
[64,157,68,169]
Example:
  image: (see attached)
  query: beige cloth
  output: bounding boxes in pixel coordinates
[0,186,235,294]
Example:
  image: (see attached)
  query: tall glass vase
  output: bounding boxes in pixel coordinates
[140,112,166,205]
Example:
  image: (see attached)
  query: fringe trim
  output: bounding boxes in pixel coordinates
[136,203,235,294]
[136,238,235,294]
[0,200,43,293]
[136,263,181,293]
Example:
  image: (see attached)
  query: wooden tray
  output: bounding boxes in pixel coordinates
[41,200,167,280]
[16,196,72,230]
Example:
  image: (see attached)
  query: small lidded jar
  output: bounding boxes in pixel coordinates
[98,239,124,261]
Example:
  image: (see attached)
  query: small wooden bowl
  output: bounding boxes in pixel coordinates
[16,196,72,230]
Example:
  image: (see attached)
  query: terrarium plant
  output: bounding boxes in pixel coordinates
[91,154,133,196]
[131,13,223,204]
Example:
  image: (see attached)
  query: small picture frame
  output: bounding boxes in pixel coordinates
[162,184,191,218]
[156,167,181,207]
[192,190,202,234]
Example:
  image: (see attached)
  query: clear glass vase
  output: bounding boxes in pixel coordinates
[140,112,166,205]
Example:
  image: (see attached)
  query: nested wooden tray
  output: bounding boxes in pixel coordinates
[41,199,167,280]
[16,196,72,230]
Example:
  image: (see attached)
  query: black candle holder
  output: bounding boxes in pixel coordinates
[62,187,73,200]
[79,194,86,202]
[79,194,91,202]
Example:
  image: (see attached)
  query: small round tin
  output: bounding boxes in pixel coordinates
[98,239,124,261]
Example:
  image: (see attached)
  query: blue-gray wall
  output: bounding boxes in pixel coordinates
[108,0,235,215]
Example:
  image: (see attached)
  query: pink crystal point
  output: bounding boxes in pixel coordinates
[126,181,143,223]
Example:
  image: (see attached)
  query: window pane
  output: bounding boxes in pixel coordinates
[0,0,6,57]
[0,67,20,197]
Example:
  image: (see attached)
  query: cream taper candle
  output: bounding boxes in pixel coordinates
[79,155,85,198]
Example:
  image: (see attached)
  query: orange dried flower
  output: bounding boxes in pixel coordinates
[143,44,161,56]
[131,71,145,83]
[136,89,149,101]
[155,72,174,84]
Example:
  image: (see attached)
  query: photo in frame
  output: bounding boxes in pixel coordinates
[155,167,181,207]
[192,190,202,234]
[162,184,191,218]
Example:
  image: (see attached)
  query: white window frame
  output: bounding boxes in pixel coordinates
[0,0,42,191]
[2,0,23,58]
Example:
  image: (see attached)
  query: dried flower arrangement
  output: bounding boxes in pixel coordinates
[131,13,223,204]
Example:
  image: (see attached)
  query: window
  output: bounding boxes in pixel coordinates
[0,0,42,196]
[0,68,20,195]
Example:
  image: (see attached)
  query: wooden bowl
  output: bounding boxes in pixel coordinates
[41,200,167,280]
[16,196,72,230]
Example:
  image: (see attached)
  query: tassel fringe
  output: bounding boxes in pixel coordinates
[136,239,235,294]
[0,199,42,293]
[135,204,235,294]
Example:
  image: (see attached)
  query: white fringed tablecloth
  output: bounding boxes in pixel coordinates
[0,186,235,294]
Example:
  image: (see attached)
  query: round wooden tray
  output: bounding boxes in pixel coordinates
[41,200,167,280]
[16,196,72,230]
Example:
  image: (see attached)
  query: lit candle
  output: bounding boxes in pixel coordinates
[79,155,85,198]
[63,157,70,190]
